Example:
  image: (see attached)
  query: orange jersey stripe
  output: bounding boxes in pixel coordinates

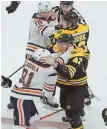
[56,58,64,65]
[39,25,46,31]
[44,84,55,90]
[13,87,42,95]
[17,99,25,126]
[27,45,39,50]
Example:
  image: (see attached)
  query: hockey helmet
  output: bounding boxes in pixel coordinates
[34,48,50,61]
[57,34,75,44]
[38,1,52,13]
[60,1,74,5]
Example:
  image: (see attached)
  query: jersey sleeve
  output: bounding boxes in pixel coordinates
[38,24,56,36]
[72,8,87,25]
[55,54,84,80]
[39,25,56,37]
[32,14,57,37]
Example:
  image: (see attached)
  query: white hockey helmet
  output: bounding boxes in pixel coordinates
[34,48,50,61]
[38,1,52,13]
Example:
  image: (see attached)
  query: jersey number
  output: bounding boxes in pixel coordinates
[19,68,34,86]
[78,41,88,52]
[73,57,83,65]
[35,20,43,26]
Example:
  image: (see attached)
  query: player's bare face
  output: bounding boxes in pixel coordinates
[40,11,52,20]
[61,4,72,15]
[57,42,70,53]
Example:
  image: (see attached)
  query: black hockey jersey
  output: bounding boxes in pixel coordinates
[55,51,87,87]
[53,6,87,25]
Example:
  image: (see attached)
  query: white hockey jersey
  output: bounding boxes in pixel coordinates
[26,13,58,56]
[11,58,57,101]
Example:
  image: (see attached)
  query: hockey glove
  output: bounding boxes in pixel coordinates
[6,1,20,14]
[55,24,63,30]
[49,52,62,60]
[102,108,107,126]
[40,56,55,65]
[1,76,12,88]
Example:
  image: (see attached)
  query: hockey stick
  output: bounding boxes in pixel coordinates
[1,65,24,88]
[40,109,64,120]
[40,109,86,122]
[88,86,100,101]
[7,64,24,78]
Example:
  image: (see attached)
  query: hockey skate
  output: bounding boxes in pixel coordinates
[80,109,85,121]
[42,96,59,111]
[62,116,70,124]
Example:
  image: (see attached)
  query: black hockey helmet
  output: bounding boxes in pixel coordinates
[57,34,75,44]
[63,11,79,26]
[60,1,74,5]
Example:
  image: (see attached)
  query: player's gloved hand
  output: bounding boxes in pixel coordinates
[55,24,63,30]
[49,52,62,60]
[102,108,107,126]
[26,54,33,59]
[1,76,12,88]
[6,1,20,14]
[40,56,55,65]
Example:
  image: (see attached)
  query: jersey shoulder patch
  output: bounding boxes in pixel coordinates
[54,29,64,39]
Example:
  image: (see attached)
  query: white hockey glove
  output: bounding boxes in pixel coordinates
[40,56,55,65]
[49,52,62,60]
[40,52,62,65]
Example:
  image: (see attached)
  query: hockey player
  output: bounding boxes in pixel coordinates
[10,49,59,129]
[51,1,90,101]
[25,1,64,107]
[49,11,91,115]
[42,34,86,129]
[26,1,63,58]
[52,1,86,25]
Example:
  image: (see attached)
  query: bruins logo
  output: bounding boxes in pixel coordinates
[57,30,62,34]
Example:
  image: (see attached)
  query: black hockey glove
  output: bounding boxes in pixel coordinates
[6,1,20,14]
[1,76,12,88]
[102,108,107,126]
